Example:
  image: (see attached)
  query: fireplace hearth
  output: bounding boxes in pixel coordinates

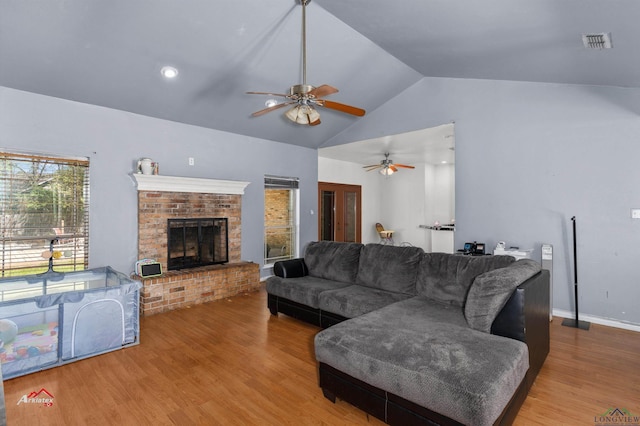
[167,218,228,270]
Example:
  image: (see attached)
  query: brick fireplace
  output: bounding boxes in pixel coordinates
[132,174,260,315]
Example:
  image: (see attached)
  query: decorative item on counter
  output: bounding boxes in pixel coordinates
[137,158,158,175]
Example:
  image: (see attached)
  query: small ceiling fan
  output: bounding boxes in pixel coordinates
[363,153,415,176]
[247,0,365,126]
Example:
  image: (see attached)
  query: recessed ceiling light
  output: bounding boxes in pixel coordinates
[441,160,447,164]
[265,99,278,108]
[161,66,179,79]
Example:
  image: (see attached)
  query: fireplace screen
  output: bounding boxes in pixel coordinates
[167,218,228,270]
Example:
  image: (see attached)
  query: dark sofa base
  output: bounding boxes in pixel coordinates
[319,363,529,426]
[267,293,347,328]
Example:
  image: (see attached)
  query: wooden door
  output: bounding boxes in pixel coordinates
[318,182,362,242]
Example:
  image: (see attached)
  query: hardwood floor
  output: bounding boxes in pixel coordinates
[3,287,639,425]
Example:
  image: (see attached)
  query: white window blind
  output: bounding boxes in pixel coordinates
[264,175,299,190]
[0,151,90,277]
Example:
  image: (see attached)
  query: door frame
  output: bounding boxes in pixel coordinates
[318,182,362,243]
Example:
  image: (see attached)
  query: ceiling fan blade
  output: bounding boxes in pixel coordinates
[318,100,366,117]
[247,91,290,97]
[251,101,296,117]
[390,165,398,172]
[363,164,381,169]
[363,165,382,171]
[309,85,338,98]
[394,164,415,169]
[309,118,321,126]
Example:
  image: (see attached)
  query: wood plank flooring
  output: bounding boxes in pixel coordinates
[3,287,639,425]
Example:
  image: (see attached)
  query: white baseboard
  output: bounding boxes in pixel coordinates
[553,309,640,333]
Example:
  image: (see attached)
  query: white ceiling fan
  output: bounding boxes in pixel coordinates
[247,0,365,126]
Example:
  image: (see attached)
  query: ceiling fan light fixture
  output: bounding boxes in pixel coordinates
[380,166,394,176]
[285,106,299,122]
[285,105,320,125]
[306,106,320,123]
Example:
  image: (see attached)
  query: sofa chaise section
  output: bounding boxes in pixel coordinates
[315,297,530,426]
[315,260,550,426]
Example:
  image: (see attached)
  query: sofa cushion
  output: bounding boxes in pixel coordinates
[318,285,413,318]
[265,275,351,309]
[315,297,529,426]
[416,253,515,307]
[304,241,363,283]
[355,244,423,294]
[465,259,541,333]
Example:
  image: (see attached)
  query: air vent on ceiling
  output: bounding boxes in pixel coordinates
[582,33,612,49]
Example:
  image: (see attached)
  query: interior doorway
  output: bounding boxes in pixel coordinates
[317,123,455,248]
[318,182,361,243]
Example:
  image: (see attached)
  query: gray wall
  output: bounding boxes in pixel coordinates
[327,77,640,326]
[0,87,318,277]
[5,79,640,326]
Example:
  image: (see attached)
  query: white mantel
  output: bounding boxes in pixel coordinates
[132,174,250,195]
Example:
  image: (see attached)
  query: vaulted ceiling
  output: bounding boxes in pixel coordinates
[1,0,637,149]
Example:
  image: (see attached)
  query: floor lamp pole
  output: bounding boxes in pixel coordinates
[562,216,590,330]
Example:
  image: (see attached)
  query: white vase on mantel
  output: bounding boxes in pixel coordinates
[138,158,154,175]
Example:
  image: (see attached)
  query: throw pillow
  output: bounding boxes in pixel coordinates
[465,259,541,333]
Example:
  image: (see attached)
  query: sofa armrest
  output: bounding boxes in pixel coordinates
[491,269,549,342]
[491,269,550,385]
[273,258,309,278]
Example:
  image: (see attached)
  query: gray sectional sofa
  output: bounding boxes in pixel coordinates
[266,241,550,426]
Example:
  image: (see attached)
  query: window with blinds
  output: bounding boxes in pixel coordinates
[264,175,299,265]
[0,151,90,277]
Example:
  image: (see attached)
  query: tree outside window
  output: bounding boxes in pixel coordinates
[0,152,89,277]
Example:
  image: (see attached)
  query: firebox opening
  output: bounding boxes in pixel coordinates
[167,218,228,270]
